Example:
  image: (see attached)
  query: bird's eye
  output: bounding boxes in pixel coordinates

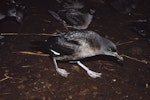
[107,47,116,52]
[13,10,16,14]
[107,48,111,51]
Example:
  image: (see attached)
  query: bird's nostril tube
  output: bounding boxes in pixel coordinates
[114,52,123,61]
[117,55,124,61]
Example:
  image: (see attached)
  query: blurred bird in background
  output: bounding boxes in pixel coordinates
[48,0,94,30]
[107,0,137,15]
[0,0,27,24]
[48,8,95,30]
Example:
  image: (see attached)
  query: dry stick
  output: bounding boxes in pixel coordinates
[103,66,115,71]
[0,32,58,36]
[0,73,13,82]
[121,54,148,64]
[14,51,49,57]
[0,30,63,36]
[116,41,134,46]
[0,92,12,95]
[116,41,149,64]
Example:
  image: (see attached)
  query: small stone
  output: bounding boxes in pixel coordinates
[92,86,98,90]
[146,83,148,88]
[68,95,72,99]
[112,79,117,82]
[72,65,80,72]
[17,84,25,90]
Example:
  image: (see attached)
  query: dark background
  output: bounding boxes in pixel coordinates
[0,0,150,99]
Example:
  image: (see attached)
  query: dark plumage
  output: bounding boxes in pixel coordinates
[0,0,16,20]
[0,0,26,23]
[48,9,95,30]
[56,0,86,9]
[47,30,123,78]
[14,4,26,23]
[108,0,136,15]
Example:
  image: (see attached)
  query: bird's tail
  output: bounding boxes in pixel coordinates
[44,33,60,47]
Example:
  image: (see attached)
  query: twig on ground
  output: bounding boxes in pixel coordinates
[121,54,148,64]
[21,65,32,68]
[14,51,49,57]
[0,92,12,95]
[0,32,58,36]
[0,73,13,82]
[102,66,115,71]
[116,41,134,46]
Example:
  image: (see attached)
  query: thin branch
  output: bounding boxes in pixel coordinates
[14,51,49,57]
[121,54,148,64]
[0,93,12,95]
[0,32,58,36]
[0,73,13,82]
[116,41,134,46]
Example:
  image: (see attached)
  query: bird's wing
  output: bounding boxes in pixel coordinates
[55,9,84,26]
[62,31,102,50]
[65,11,84,26]
[61,31,94,42]
[48,10,63,21]
[47,35,79,55]
[49,31,101,55]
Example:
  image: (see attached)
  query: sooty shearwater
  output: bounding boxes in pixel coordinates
[47,30,123,78]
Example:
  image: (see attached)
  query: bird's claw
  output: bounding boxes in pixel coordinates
[56,68,70,77]
[87,70,102,78]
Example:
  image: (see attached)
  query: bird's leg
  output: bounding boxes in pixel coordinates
[50,49,60,56]
[53,57,70,77]
[76,61,102,78]
[51,49,69,77]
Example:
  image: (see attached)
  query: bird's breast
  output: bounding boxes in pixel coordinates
[78,42,98,58]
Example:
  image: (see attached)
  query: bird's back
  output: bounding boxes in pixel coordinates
[57,31,102,56]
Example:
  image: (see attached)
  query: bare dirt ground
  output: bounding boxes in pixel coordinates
[0,0,150,100]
